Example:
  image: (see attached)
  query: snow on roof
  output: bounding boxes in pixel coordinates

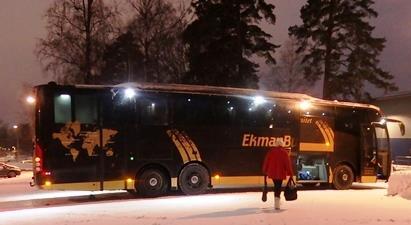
[114,82,316,100]
[114,82,380,110]
[75,82,380,111]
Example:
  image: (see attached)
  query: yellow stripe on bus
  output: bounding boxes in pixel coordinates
[181,131,202,161]
[300,120,334,152]
[317,120,335,150]
[210,175,297,188]
[40,180,133,191]
[321,120,335,149]
[316,120,331,144]
[300,143,333,152]
[167,130,190,163]
[174,130,196,161]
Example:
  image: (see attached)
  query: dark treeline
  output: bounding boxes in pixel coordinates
[36,0,397,102]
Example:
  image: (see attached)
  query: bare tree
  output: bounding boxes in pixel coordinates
[36,0,120,84]
[264,37,313,93]
[127,0,191,83]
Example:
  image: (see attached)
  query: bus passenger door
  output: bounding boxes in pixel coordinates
[360,125,377,181]
[374,126,391,179]
[361,124,391,180]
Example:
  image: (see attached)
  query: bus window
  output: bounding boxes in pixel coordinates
[335,107,364,135]
[54,94,72,123]
[173,95,215,126]
[140,95,168,126]
[270,101,296,129]
[74,94,98,124]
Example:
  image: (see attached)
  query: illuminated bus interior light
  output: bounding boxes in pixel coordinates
[127,178,133,183]
[45,181,52,186]
[214,175,220,180]
[124,88,136,99]
[59,94,71,100]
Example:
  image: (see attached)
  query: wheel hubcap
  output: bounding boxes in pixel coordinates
[149,177,158,186]
[342,173,348,181]
[190,175,199,184]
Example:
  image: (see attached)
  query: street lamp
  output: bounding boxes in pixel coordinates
[13,125,19,160]
[26,96,36,104]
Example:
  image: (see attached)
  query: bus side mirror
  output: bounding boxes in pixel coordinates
[399,123,405,136]
[385,118,405,136]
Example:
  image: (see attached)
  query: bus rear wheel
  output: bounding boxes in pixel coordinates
[332,165,354,190]
[136,168,169,197]
[179,163,209,195]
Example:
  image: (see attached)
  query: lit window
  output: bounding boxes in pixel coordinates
[54,94,72,123]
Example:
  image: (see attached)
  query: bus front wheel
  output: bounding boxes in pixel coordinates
[136,168,169,197]
[332,165,354,190]
[179,163,209,195]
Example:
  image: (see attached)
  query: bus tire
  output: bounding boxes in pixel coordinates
[332,165,354,190]
[179,163,209,195]
[136,168,169,197]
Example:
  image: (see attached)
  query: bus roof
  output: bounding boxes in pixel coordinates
[113,82,381,111]
[49,82,380,111]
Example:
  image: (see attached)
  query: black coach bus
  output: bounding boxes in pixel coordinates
[31,82,404,196]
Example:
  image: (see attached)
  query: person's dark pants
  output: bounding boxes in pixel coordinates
[272,179,283,198]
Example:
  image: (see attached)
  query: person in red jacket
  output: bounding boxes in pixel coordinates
[262,139,293,210]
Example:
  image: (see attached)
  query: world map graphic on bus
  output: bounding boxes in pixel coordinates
[52,121,118,162]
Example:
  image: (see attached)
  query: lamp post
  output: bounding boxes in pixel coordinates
[13,125,19,161]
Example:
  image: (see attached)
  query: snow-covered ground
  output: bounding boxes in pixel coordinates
[1,172,411,225]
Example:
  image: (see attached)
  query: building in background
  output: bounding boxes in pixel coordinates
[375,92,411,167]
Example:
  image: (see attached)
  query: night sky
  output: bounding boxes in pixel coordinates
[0,0,410,124]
